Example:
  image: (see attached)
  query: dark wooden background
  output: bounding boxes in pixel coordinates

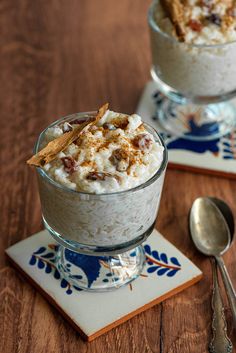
[1,1,236,352]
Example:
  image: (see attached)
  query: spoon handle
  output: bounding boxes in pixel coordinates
[216,255,236,327]
[209,259,233,353]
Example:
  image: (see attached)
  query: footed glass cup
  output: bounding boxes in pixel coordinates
[148,0,236,141]
[35,112,168,291]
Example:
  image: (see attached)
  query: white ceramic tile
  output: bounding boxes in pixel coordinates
[137,81,236,176]
[6,229,202,341]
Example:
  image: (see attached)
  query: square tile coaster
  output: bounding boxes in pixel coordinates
[137,81,236,178]
[5,229,202,341]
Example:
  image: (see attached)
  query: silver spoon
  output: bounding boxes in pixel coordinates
[203,197,236,325]
[190,197,235,353]
[190,197,236,322]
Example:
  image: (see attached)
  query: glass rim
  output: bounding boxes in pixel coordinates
[34,111,168,198]
[148,0,236,49]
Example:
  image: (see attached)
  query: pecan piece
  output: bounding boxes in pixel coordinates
[61,156,77,174]
[108,117,129,130]
[109,148,130,172]
[188,19,203,32]
[86,172,107,181]
[117,118,129,130]
[86,171,121,182]
[132,134,153,151]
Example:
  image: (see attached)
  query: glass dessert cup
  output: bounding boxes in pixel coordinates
[148,1,236,141]
[35,112,168,291]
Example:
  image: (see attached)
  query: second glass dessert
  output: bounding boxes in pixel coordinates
[148,0,236,140]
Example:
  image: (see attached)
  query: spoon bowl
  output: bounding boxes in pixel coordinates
[190,197,231,256]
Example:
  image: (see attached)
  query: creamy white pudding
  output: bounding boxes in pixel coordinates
[149,0,236,97]
[28,106,167,247]
[42,109,164,193]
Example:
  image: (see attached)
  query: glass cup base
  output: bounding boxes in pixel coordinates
[55,245,146,291]
[158,99,236,141]
[151,68,236,140]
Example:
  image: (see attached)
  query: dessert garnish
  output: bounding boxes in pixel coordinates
[159,0,236,44]
[109,148,130,172]
[86,172,121,182]
[188,19,203,32]
[132,134,153,151]
[27,103,109,167]
[61,156,78,174]
[27,104,164,193]
[160,0,185,40]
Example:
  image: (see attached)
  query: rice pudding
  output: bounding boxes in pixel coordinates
[149,0,236,97]
[28,105,167,247]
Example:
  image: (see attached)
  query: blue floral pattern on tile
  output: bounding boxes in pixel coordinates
[29,245,82,295]
[29,242,182,295]
[64,250,105,288]
[29,245,121,293]
[152,90,236,159]
[144,244,181,277]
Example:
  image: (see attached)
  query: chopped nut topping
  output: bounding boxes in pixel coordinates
[132,134,153,151]
[86,171,121,182]
[109,148,130,172]
[61,156,77,174]
[188,19,203,32]
[86,172,106,181]
[27,103,163,193]
[108,116,129,130]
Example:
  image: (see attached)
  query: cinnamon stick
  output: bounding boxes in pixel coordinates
[27,103,109,167]
[160,0,185,40]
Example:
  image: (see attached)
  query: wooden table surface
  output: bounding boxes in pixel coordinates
[1,1,236,352]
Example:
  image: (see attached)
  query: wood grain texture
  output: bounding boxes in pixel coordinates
[0,0,236,352]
